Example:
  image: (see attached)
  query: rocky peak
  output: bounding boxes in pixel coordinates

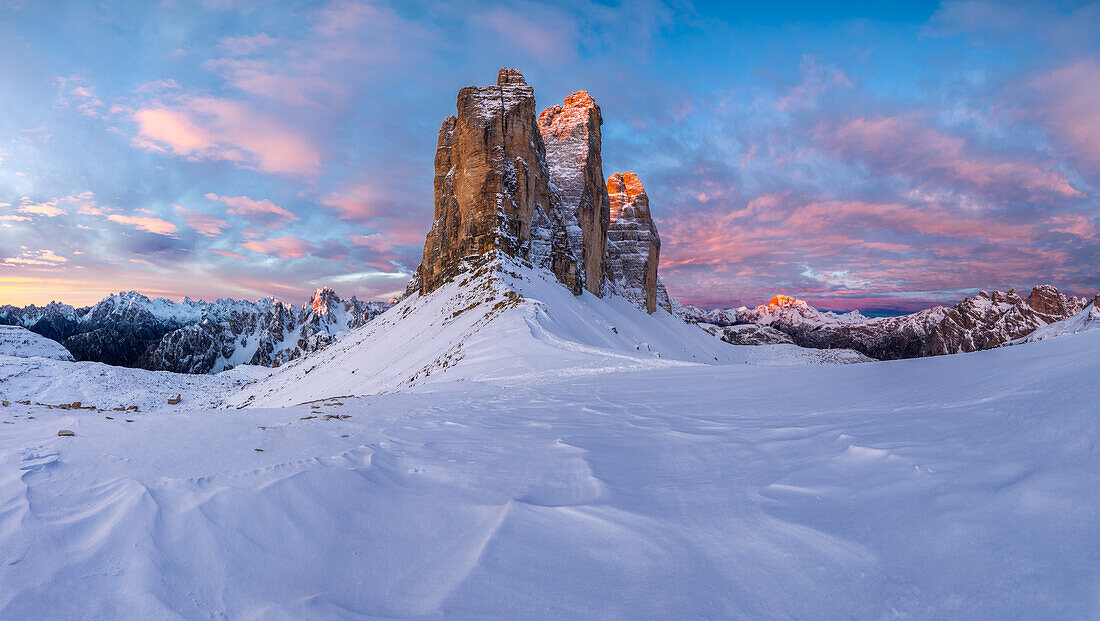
[309,287,339,316]
[497,67,526,85]
[761,294,808,309]
[415,68,578,296]
[1026,284,1078,317]
[538,90,610,296]
[605,171,662,313]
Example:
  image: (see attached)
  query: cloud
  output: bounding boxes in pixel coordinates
[241,236,314,258]
[211,249,246,259]
[815,114,1082,200]
[133,107,213,155]
[468,6,579,65]
[1027,58,1100,178]
[106,214,180,236]
[2,249,68,267]
[175,204,228,237]
[204,193,298,230]
[17,197,65,217]
[132,97,322,175]
[321,183,384,219]
[218,32,279,56]
[55,76,105,117]
[776,56,852,111]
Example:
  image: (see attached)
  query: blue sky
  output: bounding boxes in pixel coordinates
[0,0,1097,310]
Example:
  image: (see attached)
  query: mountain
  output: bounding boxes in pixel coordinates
[0,288,392,373]
[685,286,1092,360]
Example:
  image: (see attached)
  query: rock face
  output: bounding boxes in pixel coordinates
[417,68,578,295]
[412,69,670,315]
[604,172,662,313]
[538,91,610,295]
[0,289,393,373]
[685,286,1090,360]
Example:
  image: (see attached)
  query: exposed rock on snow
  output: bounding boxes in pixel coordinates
[538,90,610,296]
[699,322,796,346]
[605,171,665,313]
[0,325,73,360]
[686,287,1090,360]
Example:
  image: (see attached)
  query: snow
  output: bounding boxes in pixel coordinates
[0,325,72,361]
[1,323,1097,617]
[0,356,245,411]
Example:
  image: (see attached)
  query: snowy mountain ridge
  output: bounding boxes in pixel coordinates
[684,286,1091,360]
[0,288,393,373]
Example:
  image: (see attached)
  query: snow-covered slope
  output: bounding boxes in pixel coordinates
[0,355,246,411]
[0,325,73,361]
[231,256,868,408]
[1,322,1097,618]
[1009,300,1099,344]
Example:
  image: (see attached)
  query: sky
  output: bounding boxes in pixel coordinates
[0,0,1097,311]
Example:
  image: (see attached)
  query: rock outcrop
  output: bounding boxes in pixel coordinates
[412,69,671,315]
[417,68,578,296]
[604,172,663,313]
[538,91,610,295]
[698,323,795,346]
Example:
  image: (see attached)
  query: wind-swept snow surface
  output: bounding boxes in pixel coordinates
[0,325,72,361]
[231,256,868,408]
[1,329,1097,618]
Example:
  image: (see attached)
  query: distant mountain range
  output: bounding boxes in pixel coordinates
[685,285,1095,360]
[0,288,393,374]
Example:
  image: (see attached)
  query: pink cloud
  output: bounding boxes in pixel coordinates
[175,204,229,237]
[321,184,384,219]
[204,192,298,229]
[106,214,179,236]
[132,97,322,175]
[17,197,65,217]
[817,114,1082,199]
[1046,214,1097,240]
[241,236,314,258]
[211,249,246,260]
[1028,58,1100,176]
[206,57,338,107]
[1,249,68,268]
